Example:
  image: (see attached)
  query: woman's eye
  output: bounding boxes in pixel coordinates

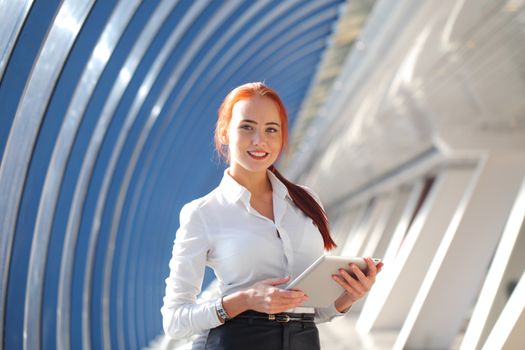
[240,124,253,130]
[267,127,279,133]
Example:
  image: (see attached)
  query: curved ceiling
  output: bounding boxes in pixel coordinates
[0,1,345,349]
[287,0,525,206]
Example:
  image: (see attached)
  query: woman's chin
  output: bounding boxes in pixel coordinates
[234,160,273,174]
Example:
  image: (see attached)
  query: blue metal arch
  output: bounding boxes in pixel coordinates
[0,1,345,349]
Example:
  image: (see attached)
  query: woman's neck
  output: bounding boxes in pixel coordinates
[228,166,272,197]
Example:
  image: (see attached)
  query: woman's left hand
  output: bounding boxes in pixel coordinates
[332,257,384,313]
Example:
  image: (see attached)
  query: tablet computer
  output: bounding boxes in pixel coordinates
[286,255,381,308]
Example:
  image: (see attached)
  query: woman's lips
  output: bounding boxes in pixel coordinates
[247,151,269,160]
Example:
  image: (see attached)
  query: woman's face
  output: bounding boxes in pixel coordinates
[225,95,283,175]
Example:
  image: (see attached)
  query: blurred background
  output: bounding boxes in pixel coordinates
[1,0,524,349]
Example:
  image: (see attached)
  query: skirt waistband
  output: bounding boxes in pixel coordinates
[231,310,315,328]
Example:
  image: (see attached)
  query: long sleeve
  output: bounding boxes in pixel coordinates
[314,302,347,323]
[161,202,222,339]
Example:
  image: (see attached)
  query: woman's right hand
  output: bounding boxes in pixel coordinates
[244,276,308,314]
[222,276,308,319]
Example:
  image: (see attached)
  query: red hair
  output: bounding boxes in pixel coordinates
[215,82,336,250]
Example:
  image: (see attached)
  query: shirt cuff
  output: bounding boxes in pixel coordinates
[331,301,349,315]
[314,302,347,323]
[209,298,224,327]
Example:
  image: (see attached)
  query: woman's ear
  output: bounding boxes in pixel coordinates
[220,131,229,145]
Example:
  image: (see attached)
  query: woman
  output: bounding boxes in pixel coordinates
[161,82,383,349]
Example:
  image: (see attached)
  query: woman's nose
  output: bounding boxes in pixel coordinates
[252,130,264,145]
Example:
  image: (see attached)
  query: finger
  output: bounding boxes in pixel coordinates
[349,264,368,282]
[376,262,384,273]
[265,298,309,313]
[352,266,375,290]
[267,303,305,314]
[275,288,306,299]
[273,294,308,306]
[355,259,376,286]
[340,268,368,293]
[264,290,307,304]
[365,257,378,278]
[263,276,291,286]
[332,274,362,299]
[270,296,308,307]
[264,299,301,309]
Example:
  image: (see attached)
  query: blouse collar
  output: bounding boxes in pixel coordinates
[219,168,291,204]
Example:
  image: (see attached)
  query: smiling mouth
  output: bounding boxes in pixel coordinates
[247,151,269,160]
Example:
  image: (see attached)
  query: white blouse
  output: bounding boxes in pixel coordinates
[161,169,345,341]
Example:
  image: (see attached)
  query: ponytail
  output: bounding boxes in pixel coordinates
[269,166,336,251]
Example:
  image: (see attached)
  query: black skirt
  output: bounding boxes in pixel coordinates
[205,311,320,350]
